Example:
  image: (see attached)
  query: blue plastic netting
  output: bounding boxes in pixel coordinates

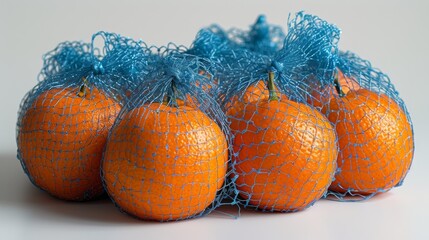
[101,45,234,221]
[16,31,149,201]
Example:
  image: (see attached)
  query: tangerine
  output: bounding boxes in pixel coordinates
[323,88,413,194]
[102,102,228,221]
[229,77,337,211]
[18,86,121,201]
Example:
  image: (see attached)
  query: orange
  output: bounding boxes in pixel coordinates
[102,102,228,221]
[323,88,414,194]
[18,87,121,201]
[229,81,337,211]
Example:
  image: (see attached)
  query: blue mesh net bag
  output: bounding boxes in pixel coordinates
[16,31,149,201]
[307,50,415,200]
[101,46,233,221]
[189,12,341,212]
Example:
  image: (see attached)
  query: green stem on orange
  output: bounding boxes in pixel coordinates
[267,71,279,101]
[333,72,345,97]
[77,77,89,97]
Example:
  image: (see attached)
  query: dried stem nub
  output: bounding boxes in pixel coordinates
[333,72,345,97]
[78,77,89,97]
[164,81,179,107]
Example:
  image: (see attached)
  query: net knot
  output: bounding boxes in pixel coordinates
[270,60,284,73]
[92,61,105,75]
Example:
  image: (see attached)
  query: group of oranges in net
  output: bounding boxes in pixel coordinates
[17,19,414,222]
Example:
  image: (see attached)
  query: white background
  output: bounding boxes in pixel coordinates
[1,1,428,239]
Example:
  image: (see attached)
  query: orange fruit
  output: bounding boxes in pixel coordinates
[323,88,413,194]
[102,102,228,221]
[18,87,121,201]
[229,83,337,211]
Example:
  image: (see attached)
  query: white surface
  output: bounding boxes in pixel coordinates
[1,1,428,240]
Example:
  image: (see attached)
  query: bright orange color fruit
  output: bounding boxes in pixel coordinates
[18,87,121,201]
[102,102,228,221]
[323,88,413,194]
[229,82,337,211]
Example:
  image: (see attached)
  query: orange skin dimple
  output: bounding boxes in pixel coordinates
[229,93,337,211]
[323,89,413,194]
[18,87,121,201]
[102,103,228,221]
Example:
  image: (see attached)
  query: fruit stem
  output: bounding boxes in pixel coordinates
[267,71,279,101]
[77,77,89,97]
[333,72,345,97]
[164,80,179,107]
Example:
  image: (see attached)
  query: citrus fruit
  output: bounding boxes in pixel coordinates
[323,88,414,194]
[229,76,337,211]
[18,86,121,201]
[102,102,228,221]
